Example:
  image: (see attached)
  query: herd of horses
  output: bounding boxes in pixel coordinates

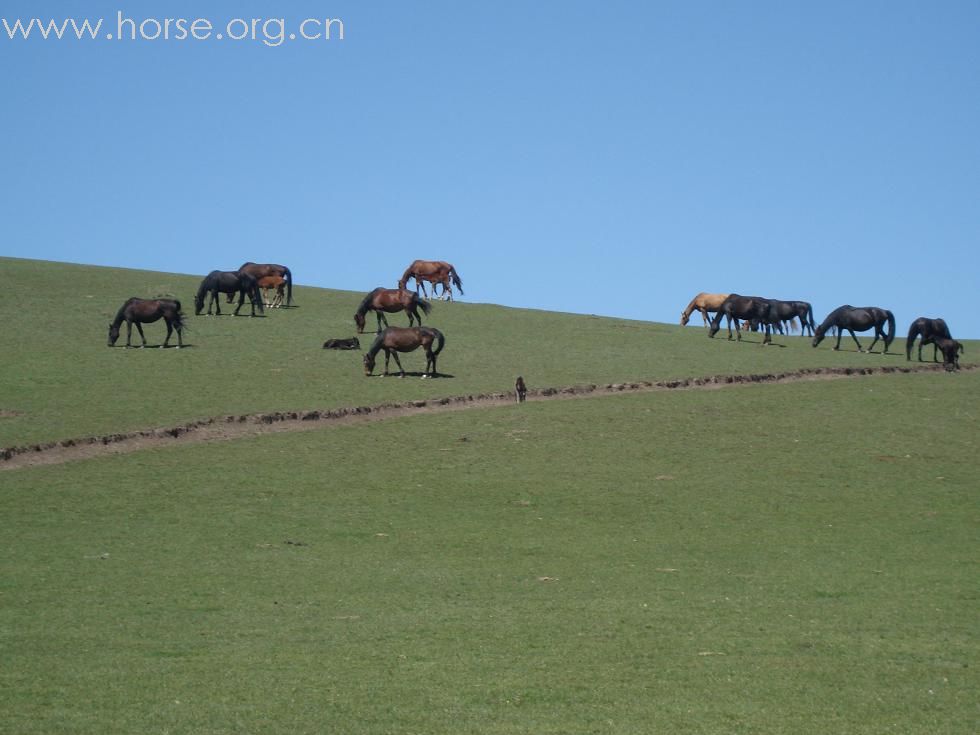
[682,292,964,370]
[106,259,463,379]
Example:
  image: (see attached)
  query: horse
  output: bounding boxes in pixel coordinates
[256,275,286,309]
[194,270,264,317]
[322,337,361,350]
[363,326,445,378]
[933,337,964,371]
[108,298,186,348]
[680,293,730,327]
[906,317,952,362]
[515,376,528,403]
[812,305,895,353]
[398,260,463,301]
[237,262,294,305]
[708,295,779,345]
[354,288,432,334]
[782,300,817,336]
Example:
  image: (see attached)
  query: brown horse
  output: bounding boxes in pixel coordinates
[398,260,463,301]
[354,288,432,334]
[256,275,286,309]
[108,298,186,348]
[237,262,293,305]
[363,326,445,378]
[680,293,730,327]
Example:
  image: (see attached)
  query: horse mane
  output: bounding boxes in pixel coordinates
[355,288,382,316]
[111,298,138,326]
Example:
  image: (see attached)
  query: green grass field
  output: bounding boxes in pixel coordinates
[2,258,978,733]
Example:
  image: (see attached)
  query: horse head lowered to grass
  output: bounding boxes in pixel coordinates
[812,305,895,353]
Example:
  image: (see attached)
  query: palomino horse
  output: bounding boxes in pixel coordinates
[680,292,730,327]
[398,260,463,301]
[256,275,287,309]
[363,326,445,378]
[237,262,294,306]
[708,295,779,345]
[108,298,186,348]
[354,288,432,334]
[906,317,952,362]
[195,270,264,316]
[812,305,895,353]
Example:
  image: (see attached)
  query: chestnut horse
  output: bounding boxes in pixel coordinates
[256,275,286,309]
[398,260,463,301]
[680,293,730,327]
[237,262,294,305]
[363,326,445,378]
[108,298,185,348]
[906,317,952,362]
[354,288,432,334]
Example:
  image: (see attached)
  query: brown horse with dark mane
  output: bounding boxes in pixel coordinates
[237,262,294,305]
[256,275,287,308]
[363,326,445,378]
[354,288,432,334]
[398,260,463,301]
[108,298,186,348]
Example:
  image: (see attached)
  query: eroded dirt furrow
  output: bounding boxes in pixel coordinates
[2,363,971,470]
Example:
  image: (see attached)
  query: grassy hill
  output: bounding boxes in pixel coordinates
[2,258,978,733]
[2,257,969,448]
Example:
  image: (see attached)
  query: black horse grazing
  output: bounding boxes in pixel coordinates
[708,295,778,345]
[108,298,186,348]
[363,326,445,378]
[812,305,895,353]
[933,337,964,371]
[195,270,264,316]
[906,317,952,362]
[354,288,432,334]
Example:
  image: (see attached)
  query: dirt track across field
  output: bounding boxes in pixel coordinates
[2,363,972,470]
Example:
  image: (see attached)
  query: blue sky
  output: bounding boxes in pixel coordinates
[3,1,979,335]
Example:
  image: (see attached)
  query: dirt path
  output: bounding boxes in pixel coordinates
[2,363,971,470]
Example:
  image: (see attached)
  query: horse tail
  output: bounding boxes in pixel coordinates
[282,266,294,305]
[172,302,188,332]
[884,310,896,350]
[449,266,463,295]
[429,328,445,356]
[416,295,433,316]
[807,303,816,332]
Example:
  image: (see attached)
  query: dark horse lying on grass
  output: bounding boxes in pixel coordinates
[195,270,264,317]
[363,326,445,378]
[354,288,432,334]
[709,295,779,345]
[906,317,952,362]
[812,305,895,353]
[108,298,186,348]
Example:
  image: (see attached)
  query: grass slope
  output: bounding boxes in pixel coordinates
[2,371,978,733]
[2,257,970,447]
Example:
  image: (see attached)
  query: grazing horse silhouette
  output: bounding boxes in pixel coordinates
[906,317,952,362]
[812,305,895,353]
[195,270,264,316]
[515,376,528,403]
[237,262,294,305]
[108,298,186,348]
[398,260,463,301]
[708,295,779,345]
[256,275,287,308]
[743,300,815,336]
[933,337,964,371]
[680,292,730,327]
[363,326,445,378]
[354,288,432,334]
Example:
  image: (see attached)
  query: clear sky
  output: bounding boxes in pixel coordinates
[3,1,979,335]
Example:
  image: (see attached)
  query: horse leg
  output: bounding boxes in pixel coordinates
[125,321,133,348]
[390,351,405,378]
[867,329,881,353]
[700,308,709,327]
[134,322,147,347]
[834,329,843,351]
[163,320,173,348]
[422,346,434,378]
[848,330,864,352]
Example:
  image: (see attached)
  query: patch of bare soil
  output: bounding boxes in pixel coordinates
[1,363,970,471]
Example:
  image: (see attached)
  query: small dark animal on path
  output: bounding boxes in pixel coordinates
[363,326,445,378]
[812,305,895,353]
[515,376,528,403]
[108,298,186,348]
[322,337,361,350]
[906,317,952,362]
[354,288,432,334]
[933,337,963,371]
